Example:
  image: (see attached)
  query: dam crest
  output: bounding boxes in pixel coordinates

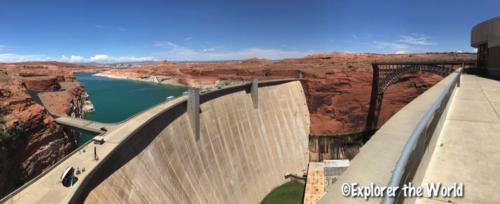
[3,79,310,204]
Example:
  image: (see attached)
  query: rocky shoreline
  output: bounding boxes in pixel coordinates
[94,71,248,92]
[94,72,186,87]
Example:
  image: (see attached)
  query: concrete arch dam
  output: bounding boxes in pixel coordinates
[4,79,310,204]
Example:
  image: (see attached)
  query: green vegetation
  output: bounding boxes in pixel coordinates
[0,106,9,141]
[0,106,6,124]
[0,113,24,144]
[0,114,15,125]
[261,181,305,204]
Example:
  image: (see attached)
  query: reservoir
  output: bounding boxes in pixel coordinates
[74,72,188,144]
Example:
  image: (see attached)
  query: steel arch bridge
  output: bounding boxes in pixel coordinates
[363,61,476,142]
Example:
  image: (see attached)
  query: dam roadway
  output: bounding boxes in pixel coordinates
[2,79,310,204]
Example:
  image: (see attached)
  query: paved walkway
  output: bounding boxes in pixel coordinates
[303,162,325,204]
[414,74,500,204]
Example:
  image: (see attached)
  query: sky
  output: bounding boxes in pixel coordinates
[0,0,498,63]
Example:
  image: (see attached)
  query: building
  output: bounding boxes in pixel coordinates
[471,16,500,78]
[303,160,349,204]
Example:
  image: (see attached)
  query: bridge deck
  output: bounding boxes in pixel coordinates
[55,117,117,134]
[414,74,500,204]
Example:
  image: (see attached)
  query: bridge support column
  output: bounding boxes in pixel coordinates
[296,70,304,79]
[365,64,380,141]
[458,66,462,87]
[251,76,258,109]
[188,88,200,141]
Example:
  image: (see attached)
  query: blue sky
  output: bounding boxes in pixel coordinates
[0,0,498,62]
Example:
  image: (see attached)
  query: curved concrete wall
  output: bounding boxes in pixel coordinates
[318,71,459,203]
[471,16,500,77]
[81,81,309,203]
[471,16,500,48]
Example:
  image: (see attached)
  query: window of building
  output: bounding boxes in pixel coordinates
[477,43,488,68]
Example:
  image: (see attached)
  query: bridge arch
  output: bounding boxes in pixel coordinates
[364,61,475,142]
[378,65,452,93]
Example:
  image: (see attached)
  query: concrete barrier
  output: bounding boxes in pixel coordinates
[82,80,310,204]
[318,70,461,204]
[2,79,310,204]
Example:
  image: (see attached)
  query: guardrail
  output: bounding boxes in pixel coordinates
[382,68,462,204]
[372,61,476,66]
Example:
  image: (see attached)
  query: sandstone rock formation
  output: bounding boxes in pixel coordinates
[0,62,100,198]
[0,53,476,197]
[97,53,475,135]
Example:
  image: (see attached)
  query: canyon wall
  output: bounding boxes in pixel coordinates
[0,63,98,198]
[38,82,92,118]
[83,81,310,204]
[97,53,475,135]
[0,53,475,198]
[0,75,74,198]
[95,53,474,161]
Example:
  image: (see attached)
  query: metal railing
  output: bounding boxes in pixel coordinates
[381,68,462,204]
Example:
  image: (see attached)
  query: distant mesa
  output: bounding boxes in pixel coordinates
[160,60,176,65]
[239,57,270,64]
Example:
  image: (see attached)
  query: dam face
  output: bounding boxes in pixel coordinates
[83,81,310,203]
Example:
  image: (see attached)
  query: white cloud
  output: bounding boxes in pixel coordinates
[154,41,311,61]
[202,48,216,52]
[154,41,180,49]
[90,54,110,62]
[95,25,103,29]
[373,41,410,50]
[108,56,155,62]
[398,34,436,46]
[0,53,52,62]
[372,33,437,54]
[82,54,154,63]
[61,55,85,63]
[206,48,309,60]
[184,37,193,41]
[350,34,372,41]
[0,53,155,63]
[0,42,310,63]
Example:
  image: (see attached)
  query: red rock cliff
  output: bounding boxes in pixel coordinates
[0,62,100,198]
[98,53,475,135]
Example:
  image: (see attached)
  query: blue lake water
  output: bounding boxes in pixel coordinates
[74,72,187,144]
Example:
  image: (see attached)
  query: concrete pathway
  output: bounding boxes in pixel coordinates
[303,162,325,204]
[414,74,500,204]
